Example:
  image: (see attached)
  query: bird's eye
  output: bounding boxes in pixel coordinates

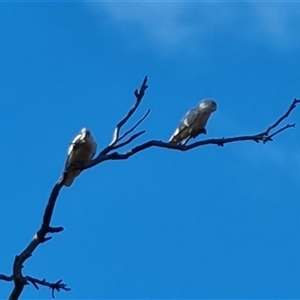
[212,101,216,106]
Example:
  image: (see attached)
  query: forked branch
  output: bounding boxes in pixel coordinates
[26,276,71,298]
[109,76,149,148]
[84,97,300,168]
[5,178,67,300]
[1,75,299,300]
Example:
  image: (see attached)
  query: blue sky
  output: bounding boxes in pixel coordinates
[1,2,300,299]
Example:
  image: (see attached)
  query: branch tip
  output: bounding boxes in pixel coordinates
[48,226,64,233]
[107,76,149,149]
[41,236,52,243]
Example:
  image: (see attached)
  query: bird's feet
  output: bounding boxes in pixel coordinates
[200,128,207,135]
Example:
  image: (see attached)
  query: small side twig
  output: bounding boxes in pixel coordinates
[263,123,296,143]
[110,130,146,150]
[109,76,148,147]
[26,276,71,298]
[118,108,151,142]
[265,98,300,135]
[0,274,14,282]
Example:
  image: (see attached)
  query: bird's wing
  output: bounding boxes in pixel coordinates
[65,133,85,169]
[169,107,200,143]
[188,109,212,137]
[178,107,200,131]
[64,132,97,187]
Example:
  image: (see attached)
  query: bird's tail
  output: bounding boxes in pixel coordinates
[168,135,181,145]
[63,170,81,187]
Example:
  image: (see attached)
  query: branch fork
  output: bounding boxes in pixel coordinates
[1,75,299,299]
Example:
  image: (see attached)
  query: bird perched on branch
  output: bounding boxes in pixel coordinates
[169,99,217,145]
[64,128,97,187]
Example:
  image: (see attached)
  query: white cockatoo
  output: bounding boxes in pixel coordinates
[64,128,97,187]
[169,99,217,145]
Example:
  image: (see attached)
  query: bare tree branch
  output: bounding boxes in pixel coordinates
[264,123,296,142]
[0,77,149,299]
[118,108,151,142]
[1,74,299,300]
[110,130,146,150]
[26,276,71,298]
[265,98,299,135]
[0,274,14,282]
[109,76,149,147]
[83,97,300,169]
[1,77,151,300]
[6,177,67,300]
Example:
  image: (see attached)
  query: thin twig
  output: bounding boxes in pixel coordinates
[26,276,71,298]
[110,130,146,151]
[265,98,300,135]
[263,123,296,143]
[118,109,151,142]
[109,76,148,147]
[0,274,14,281]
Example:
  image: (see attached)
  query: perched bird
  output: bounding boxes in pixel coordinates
[64,128,97,187]
[169,99,217,145]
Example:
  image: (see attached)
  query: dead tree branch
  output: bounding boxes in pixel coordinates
[265,99,299,135]
[0,77,150,300]
[0,274,14,282]
[26,276,71,298]
[1,74,299,299]
[108,76,149,148]
[4,177,67,300]
[84,97,300,169]
[118,108,151,142]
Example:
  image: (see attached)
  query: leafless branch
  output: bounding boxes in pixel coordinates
[263,123,296,143]
[110,130,146,150]
[5,176,68,300]
[83,97,300,169]
[1,74,299,300]
[0,78,149,299]
[265,98,300,135]
[0,274,14,282]
[118,108,151,142]
[109,76,149,147]
[26,276,71,298]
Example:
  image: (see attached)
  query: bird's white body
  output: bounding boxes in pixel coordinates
[64,128,97,187]
[169,99,217,145]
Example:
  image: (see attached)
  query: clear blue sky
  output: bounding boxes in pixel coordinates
[1,2,300,299]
